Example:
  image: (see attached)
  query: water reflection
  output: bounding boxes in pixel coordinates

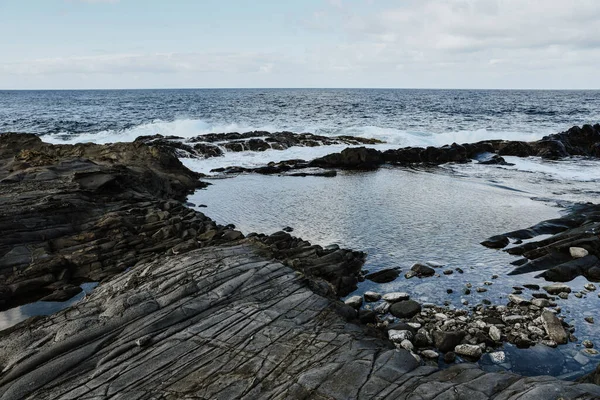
[0,282,98,332]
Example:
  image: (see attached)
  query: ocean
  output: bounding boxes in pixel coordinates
[1,88,600,378]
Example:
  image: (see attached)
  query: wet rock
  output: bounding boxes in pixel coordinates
[454,344,483,360]
[433,330,466,353]
[584,283,596,291]
[583,340,594,349]
[443,351,456,363]
[476,287,487,293]
[373,302,390,314]
[421,349,439,359]
[541,310,568,344]
[410,263,435,277]
[481,235,510,249]
[523,284,540,290]
[363,291,382,302]
[489,326,502,342]
[531,298,551,308]
[585,316,595,324]
[389,300,422,319]
[508,294,530,306]
[400,339,414,351]
[364,268,400,283]
[543,283,572,295]
[344,295,363,309]
[382,292,409,302]
[388,329,413,343]
[443,269,453,275]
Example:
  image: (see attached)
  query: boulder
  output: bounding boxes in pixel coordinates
[541,310,568,344]
[433,330,466,353]
[389,300,422,319]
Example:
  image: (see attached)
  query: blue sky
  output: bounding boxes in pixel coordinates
[1,0,599,89]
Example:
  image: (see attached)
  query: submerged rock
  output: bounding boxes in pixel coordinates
[364,268,400,283]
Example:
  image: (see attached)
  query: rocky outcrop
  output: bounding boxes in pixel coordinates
[210,124,600,175]
[1,242,599,399]
[481,203,600,282]
[134,131,384,159]
[0,133,365,309]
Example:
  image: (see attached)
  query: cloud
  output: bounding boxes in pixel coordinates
[0,52,281,76]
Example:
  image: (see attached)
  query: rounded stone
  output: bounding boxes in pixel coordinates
[389,300,422,319]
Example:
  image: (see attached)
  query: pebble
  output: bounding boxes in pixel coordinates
[454,344,483,359]
[484,281,493,286]
[558,292,569,299]
[569,247,589,259]
[508,294,530,305]
[476,287,487,293]
[400,339,414,351]
[583,340,594,349]
[382,292,410,302]
[584,348,599,355]
[443,352,456,363]
[364,291,382,302]
[574,293,583,298]
[344,296,363,309]
[388,330,413,343]
[446,289,453,294]
[421,349,439,359]
[531,298,550,308]
[543,283,572,295]
[455,268,464,274]
[491,274,499,279]
[490,351,506,363]
[489,326,502,342]
[585,316,595,324]
[465,283,472,288]
[443,269,453,275]
[584,283,596,291]
[373,302,390,314]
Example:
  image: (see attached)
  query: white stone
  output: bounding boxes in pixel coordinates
[434,313,449,321]
[364,291,382,302]
[407,322,422,329]
[570,247,589,259]
[388,329,413,343]
[490,351,506,363]
[382,292,410,303]
[584,283,597,292]
[455,344,483,359]
[421,349,439,359]
[400,339,414,351]
[489,326,502,342]
[373,302,390,314]
[344,296,363,309]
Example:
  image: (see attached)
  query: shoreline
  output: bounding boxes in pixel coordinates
[0,128,599,398]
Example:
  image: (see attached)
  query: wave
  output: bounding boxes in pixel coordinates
[40,118,551,148]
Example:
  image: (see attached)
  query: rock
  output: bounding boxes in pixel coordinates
[489,326,502,342]
[570,247,589,258]
[433,330,466,353]
[585,316,595,324]
[363,291,382,302]
[389,300,422,319]
[476,287,487,293]
[404,271,417,279]
[584,283,597,291]
[400,339,414,351]
[575,292,583,298]
[421,350,439,359]
[344,295,363,309]
[481,235,509,249]
[454,344,483,360]
[358,309,377,324]
[523,284,540,290]
[583,340,594,348]
[410,263,435,277]
[558,292,569,299]
[382,292,409,302]
[364,268,400,283]
[443,351,456,363]
[388,329,413,343]
[425,261,444,268]
[373,302,390,314]
[541,310,568,344]
[531,298,551,308]
[508,294,530,306]
[442,269,453,275]
[543,283,572,295]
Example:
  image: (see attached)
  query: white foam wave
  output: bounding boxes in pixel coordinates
[503,156,600,182]
[40,118,550,147]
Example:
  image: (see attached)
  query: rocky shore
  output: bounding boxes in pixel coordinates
[1,130,600,398]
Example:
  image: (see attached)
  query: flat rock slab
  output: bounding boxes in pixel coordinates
[1,243,599,399]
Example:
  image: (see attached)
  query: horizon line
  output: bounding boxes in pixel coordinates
[1,87,600,91]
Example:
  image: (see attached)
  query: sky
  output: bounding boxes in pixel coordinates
[1,0,599,89]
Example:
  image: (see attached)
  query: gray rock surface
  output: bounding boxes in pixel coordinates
[1,243,599,399]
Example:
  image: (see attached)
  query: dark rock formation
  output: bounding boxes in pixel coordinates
[481,203,600,282]
[364,268,400,283]
[0,133,364,309]
[134,131,384,159]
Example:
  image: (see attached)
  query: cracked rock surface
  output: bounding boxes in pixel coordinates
[1,242,600,399]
